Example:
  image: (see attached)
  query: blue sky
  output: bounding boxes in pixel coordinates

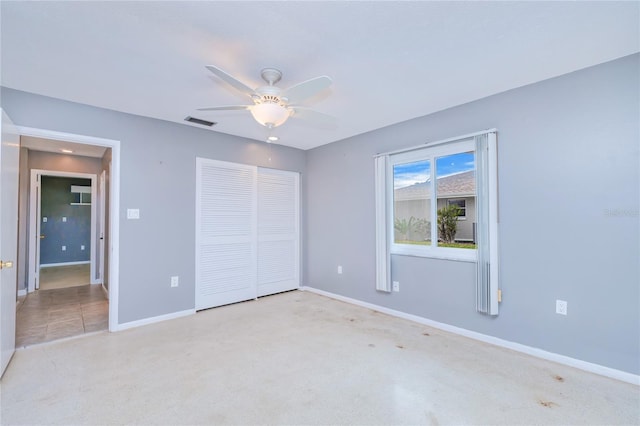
[394,151,474,189]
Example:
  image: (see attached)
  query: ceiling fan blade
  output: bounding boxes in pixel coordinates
[289,106,338,129]
[205,65,256,96]
[283,76,332,104]
[197,105,251,112]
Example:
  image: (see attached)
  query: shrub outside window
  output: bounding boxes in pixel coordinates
[447,199,466,218]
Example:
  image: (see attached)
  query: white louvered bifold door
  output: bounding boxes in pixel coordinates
[257,168,299,297]
[196,158,257,310]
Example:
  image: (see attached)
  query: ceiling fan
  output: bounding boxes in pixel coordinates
[198,65,336,130]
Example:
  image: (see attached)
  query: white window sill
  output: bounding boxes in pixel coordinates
[391,245,477,263]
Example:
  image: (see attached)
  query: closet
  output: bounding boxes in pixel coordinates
[195,158,299,310]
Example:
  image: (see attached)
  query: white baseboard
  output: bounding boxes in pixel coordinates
[301,286,640,386]
[17,289,27,297]
[40,261,90,268]
[115,309,195,332]
[101,283,108,299]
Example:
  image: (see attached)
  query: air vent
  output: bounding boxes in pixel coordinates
[185,116,216,127]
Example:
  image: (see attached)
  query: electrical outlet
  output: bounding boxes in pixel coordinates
[127,209,140,219]
[81,245,85,251]
[556,300,567,315]
[61,245,66,251]
[171,276,179,287]
[337,265,343,274]
[62,217,67,222]
[392,281,400,292]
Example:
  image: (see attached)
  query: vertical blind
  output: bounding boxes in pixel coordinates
[374,155,391,292]
[475,132,499,315]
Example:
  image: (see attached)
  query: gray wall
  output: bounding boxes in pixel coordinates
[2,88,307,323]
[305,54,639,375]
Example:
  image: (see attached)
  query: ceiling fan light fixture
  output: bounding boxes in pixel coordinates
[250,103,290,127]
[201,65,334,132]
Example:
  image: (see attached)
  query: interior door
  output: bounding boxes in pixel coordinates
[0,109,20,377]
[257,168,300,296]
[27,170,42,292]
[35,173,41,289]
[98,170,106,284]
[195,158,257,310]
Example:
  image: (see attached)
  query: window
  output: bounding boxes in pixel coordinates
[393,159,431,245]
[389,138,476,260]
[375,130,499,315]
[70,185,91,205]
[447,199,466,218]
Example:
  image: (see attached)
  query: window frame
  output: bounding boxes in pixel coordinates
[388,138,476,262]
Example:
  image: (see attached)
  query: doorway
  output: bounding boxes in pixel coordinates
[28,171,98,292]
[17,151,107,345]
[13,126,120,343]
[17,167,107,346]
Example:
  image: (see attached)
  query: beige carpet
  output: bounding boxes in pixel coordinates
[38,264,91,290]
[2,290,638,425]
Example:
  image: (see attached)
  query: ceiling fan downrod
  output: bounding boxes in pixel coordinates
[260,68,282,86]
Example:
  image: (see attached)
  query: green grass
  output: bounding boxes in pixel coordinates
[396,240,430,246]
[438,242,477,249]
[395,240,477,249]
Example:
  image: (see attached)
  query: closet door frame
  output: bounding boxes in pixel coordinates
[195,159,300,311]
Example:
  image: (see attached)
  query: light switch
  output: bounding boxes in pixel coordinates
[81,245,85,250]
[127,209,140,219]
[43,217,48,222]
[62,245,66,251]
[62,217,67,222]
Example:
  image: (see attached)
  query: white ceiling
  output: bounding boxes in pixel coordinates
[1,1,638,151]
[20,136,107,158]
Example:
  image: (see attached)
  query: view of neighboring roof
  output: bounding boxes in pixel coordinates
[395,171,475,201]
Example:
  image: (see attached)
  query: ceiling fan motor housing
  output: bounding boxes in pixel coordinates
[254,85,285,104]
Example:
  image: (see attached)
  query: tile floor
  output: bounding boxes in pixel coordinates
[15,284,108,347]
[38,263,91,290]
